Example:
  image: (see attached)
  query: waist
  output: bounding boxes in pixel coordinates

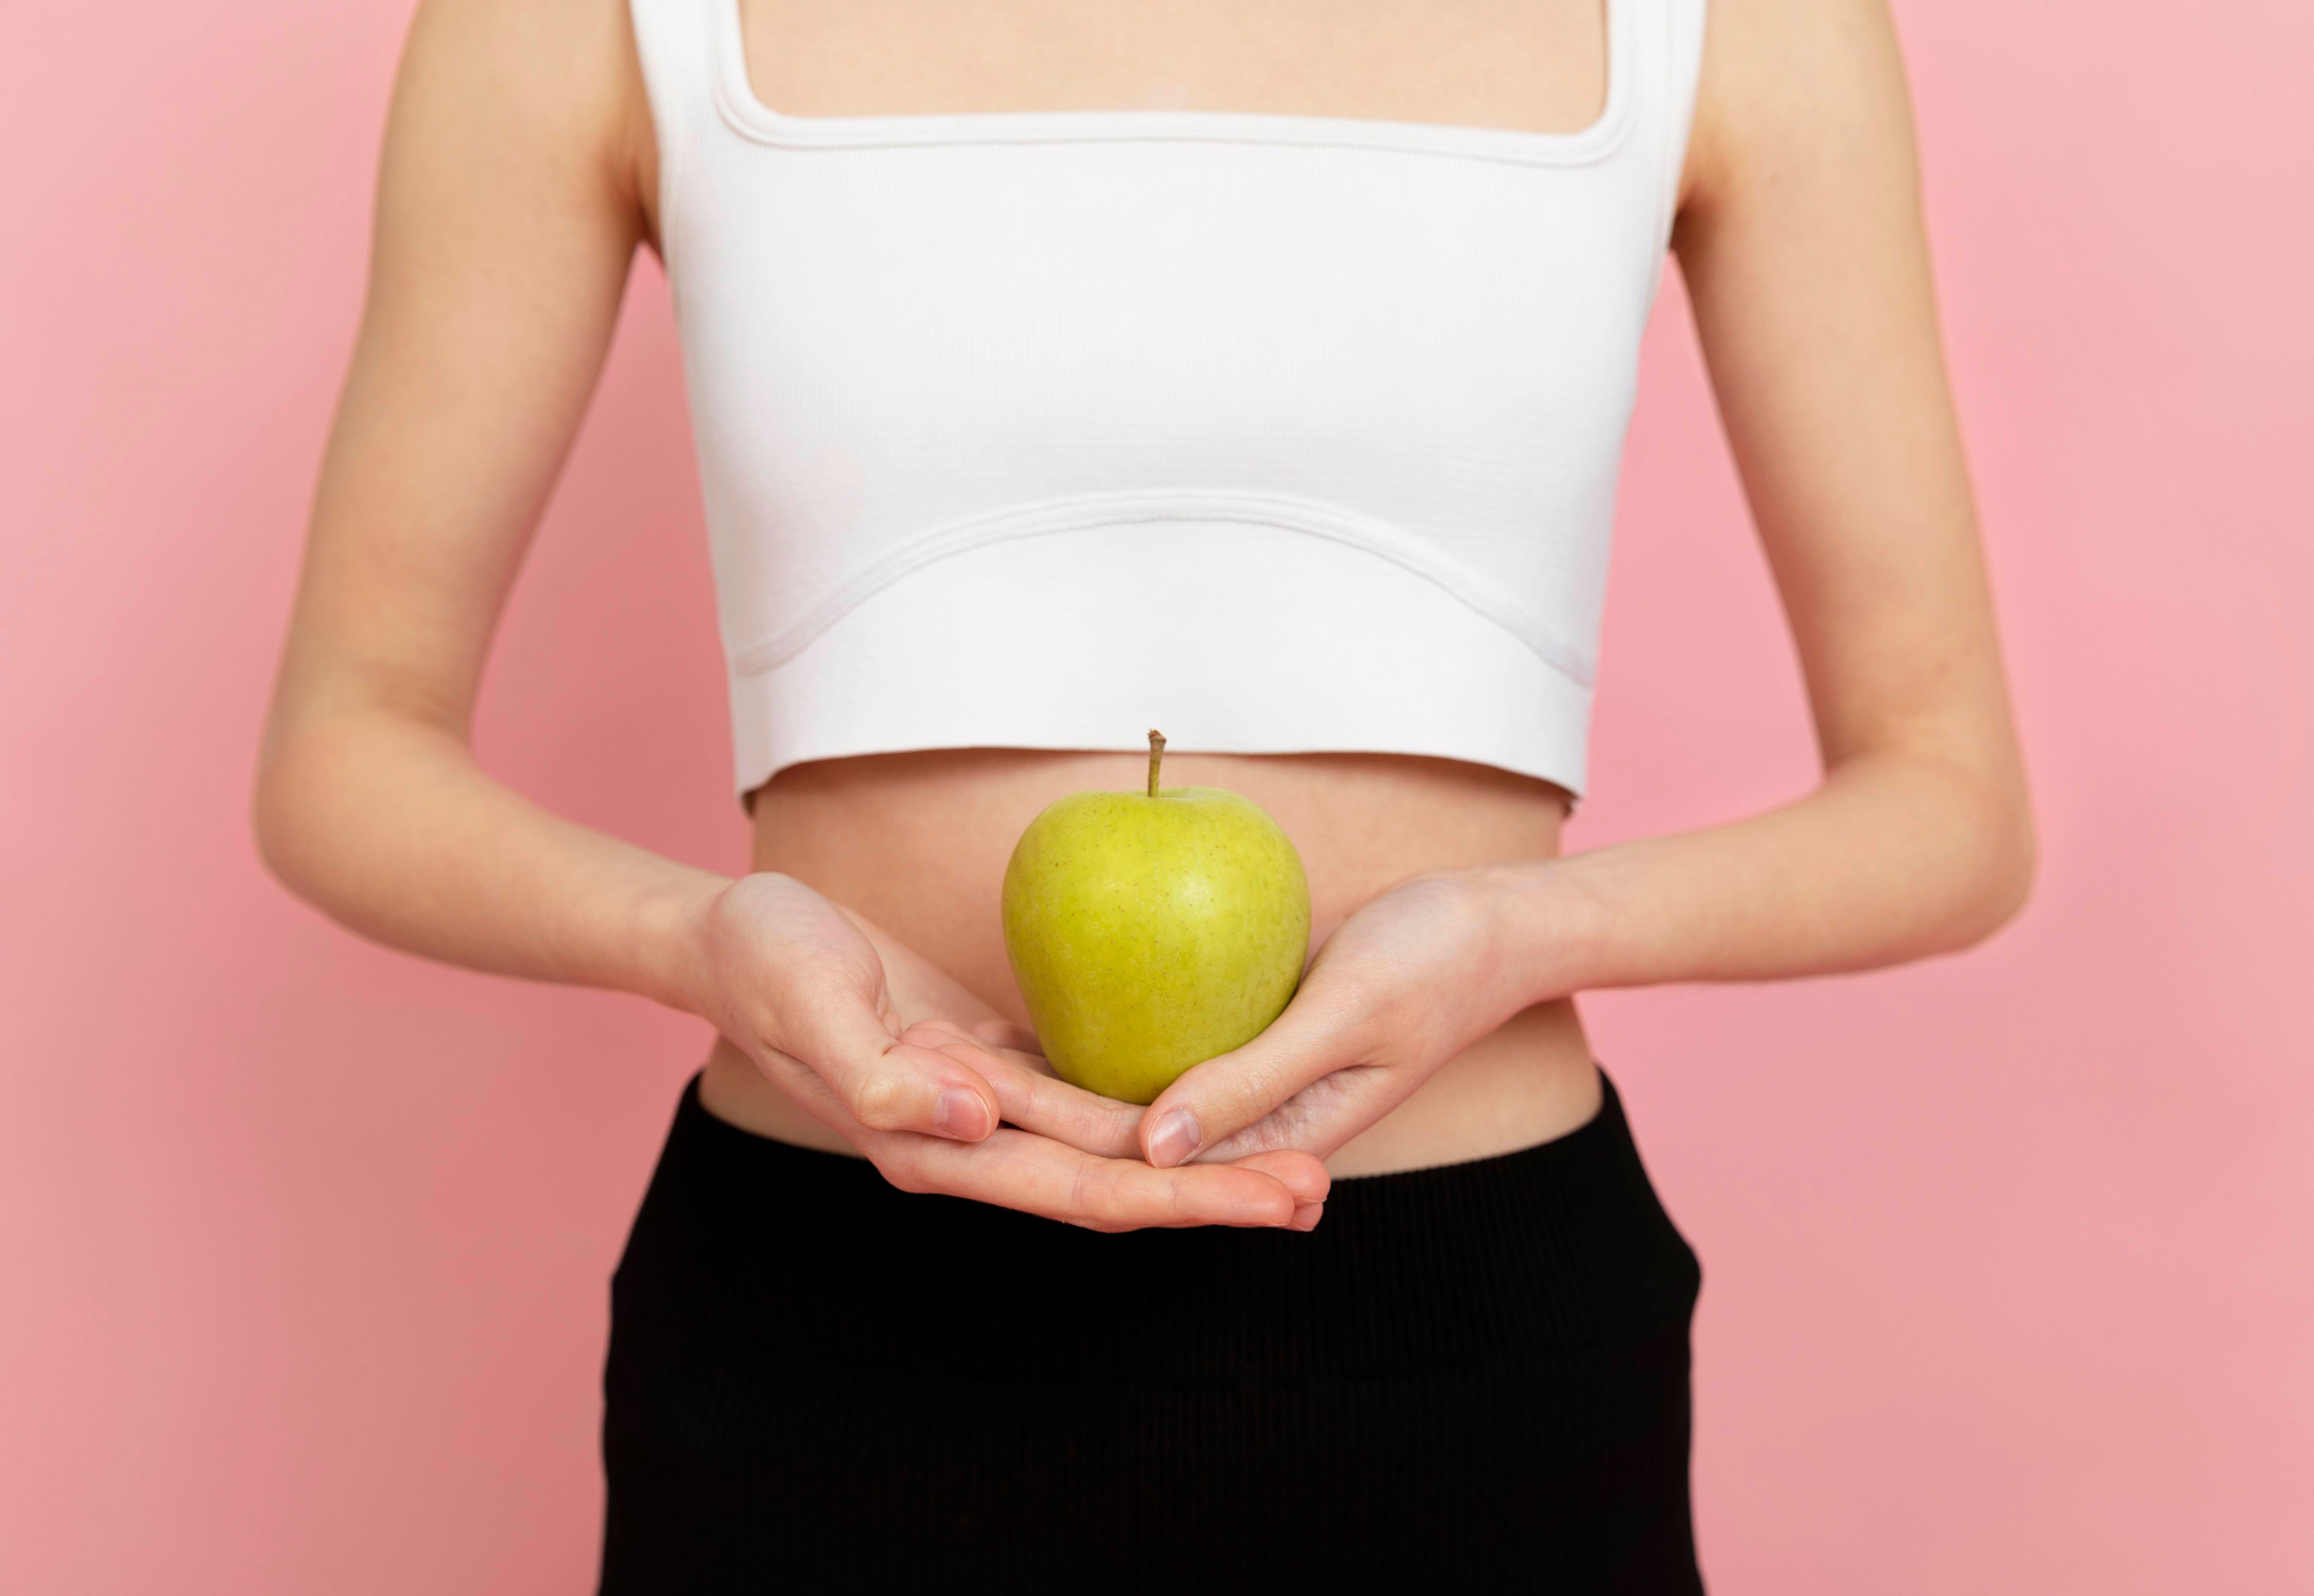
[707,747,1600,1176]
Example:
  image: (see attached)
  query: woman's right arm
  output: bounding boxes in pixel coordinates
[255,0,1326,1231]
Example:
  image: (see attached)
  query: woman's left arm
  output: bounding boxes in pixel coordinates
[1139,0,2036,1170]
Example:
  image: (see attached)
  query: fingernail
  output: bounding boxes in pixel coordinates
[1147,1109,1200,1168]
[1291,1202,1324,1232]
[934,1088,989,1141]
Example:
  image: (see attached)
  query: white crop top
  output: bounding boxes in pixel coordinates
[629,0,1708,797]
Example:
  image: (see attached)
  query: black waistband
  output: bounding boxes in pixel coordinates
[614,1068,1699,1390]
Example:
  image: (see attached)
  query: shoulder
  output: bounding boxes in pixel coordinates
[1678,0,1921,221]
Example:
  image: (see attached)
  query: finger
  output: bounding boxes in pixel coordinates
[882,1127,1303,1232]
[899,1023,1142,1158]
[991,1045,1060,1079]
[1291,1202,1325,1232]
[774,1000,1002,1142]
[1200,1070,1414,1166]
[926,1019,1061,1084]
[913,1019,1054,1076]
[968,1019,1044,1054]
[1225,1148,1332,1207]
[907,1028,1342,1187]
[1138,992,1368,1168]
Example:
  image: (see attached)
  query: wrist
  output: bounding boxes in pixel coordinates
[1466,856,1619,1005]
[628,867,734,1017]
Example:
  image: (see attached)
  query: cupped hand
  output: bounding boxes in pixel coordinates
[693,873,1329,1231]
[1135,869,1559,1169]
[880,1021,1329,1232]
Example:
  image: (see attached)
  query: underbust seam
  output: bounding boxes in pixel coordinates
[726,489,1597,688]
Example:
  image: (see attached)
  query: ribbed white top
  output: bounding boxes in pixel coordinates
[629,0,1708,796]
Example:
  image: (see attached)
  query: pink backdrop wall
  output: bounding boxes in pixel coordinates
[3,2,2308,1589]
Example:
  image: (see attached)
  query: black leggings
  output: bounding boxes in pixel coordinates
[600,1071,1704,1592]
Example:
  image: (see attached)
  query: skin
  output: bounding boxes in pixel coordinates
[257,0,2035,1234]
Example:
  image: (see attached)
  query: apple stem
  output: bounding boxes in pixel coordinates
[1147,729,1166,798]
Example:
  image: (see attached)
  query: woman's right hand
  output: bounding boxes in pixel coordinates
[686,873,1329,1232]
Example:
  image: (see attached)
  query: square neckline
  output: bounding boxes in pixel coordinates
[708,0,1640,166]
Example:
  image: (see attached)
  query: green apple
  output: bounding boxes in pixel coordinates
[1001,732,1311,1105]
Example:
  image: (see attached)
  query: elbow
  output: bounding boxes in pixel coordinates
[252,704,471,933]
[1931,775,2038,954]
[251,740,326,908]
[252,721,379,915]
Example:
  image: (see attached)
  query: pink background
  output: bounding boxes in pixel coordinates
[3,1,2308,1589]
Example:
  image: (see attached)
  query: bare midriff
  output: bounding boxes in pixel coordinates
[700,750,1602,1176]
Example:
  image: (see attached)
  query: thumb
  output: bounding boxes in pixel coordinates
[1138,995,1364,1168]
[777,989,1003,1142]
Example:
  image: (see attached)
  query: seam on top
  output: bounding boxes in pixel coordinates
[706,0,1640,169]
[1644,0,1673,308]
[727,490,1599,689]
[623,0,688,285]
[658,0,690,288]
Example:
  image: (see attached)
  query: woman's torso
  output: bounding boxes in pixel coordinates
[675,0,1639,1172]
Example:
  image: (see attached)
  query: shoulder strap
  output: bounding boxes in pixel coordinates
[1640,0,1709,296]
[1661,0,1709,210]
[629,0,721,239]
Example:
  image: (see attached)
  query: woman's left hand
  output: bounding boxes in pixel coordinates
[1136,867,1577,1169]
